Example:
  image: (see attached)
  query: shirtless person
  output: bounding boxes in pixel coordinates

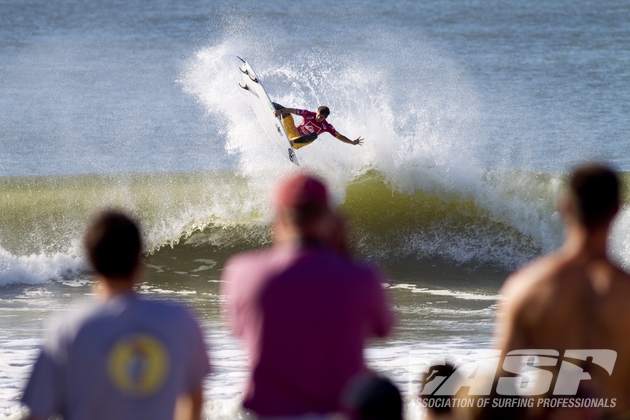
[495,163,630,419]
[272,103,364,149]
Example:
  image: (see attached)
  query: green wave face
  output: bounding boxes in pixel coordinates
[0,171,266,257]
[1,169,628,282]
[341,171,556,267]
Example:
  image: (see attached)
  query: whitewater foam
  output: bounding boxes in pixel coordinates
[0,246,85,286]
[179,33,575,269]
[389,284,499,301]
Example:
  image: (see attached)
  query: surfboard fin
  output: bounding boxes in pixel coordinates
[239,65,258,82]
[238,82,249,90]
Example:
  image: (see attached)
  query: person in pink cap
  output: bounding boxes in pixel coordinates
[221,173,394,418]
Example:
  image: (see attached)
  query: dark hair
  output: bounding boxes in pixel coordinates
[418,363,456,415]
[84,210,142,278]
[343,374,403,420]
[317,106,330,117]
[286,202,328,228]
[569,163,620,228]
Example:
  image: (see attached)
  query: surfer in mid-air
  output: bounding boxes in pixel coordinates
[272,103,364,149]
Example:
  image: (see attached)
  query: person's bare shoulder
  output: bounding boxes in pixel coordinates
[500,253,564,307]
[591,260,630,321]
[496,252,571,348]
[608,262,630,287]
[587,260,630,297]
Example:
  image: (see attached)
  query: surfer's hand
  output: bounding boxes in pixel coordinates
[273,110,282,117]
[353,137,364,146]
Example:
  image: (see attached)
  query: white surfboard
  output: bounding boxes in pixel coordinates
[234,57,299,166]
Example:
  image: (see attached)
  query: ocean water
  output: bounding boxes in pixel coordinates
[1,0,630,418]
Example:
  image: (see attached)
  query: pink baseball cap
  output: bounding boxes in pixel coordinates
[275,173,329,211]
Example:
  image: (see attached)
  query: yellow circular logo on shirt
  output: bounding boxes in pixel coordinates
[107,334,170,397]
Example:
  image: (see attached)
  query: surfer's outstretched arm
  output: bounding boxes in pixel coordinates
[335,134,364,146]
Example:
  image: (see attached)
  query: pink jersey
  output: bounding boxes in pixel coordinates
[221,244,394,417]
[295,109,340,138]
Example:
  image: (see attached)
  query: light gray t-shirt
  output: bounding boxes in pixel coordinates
[21,293,210,420]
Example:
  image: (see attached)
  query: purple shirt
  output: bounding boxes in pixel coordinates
[221,244,394,417]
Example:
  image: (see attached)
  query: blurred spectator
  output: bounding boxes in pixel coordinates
[221,173,394,418]
[418,363,458,420]
[494,163,625,420]
[21,210,210,420]
[343,372,403,420]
